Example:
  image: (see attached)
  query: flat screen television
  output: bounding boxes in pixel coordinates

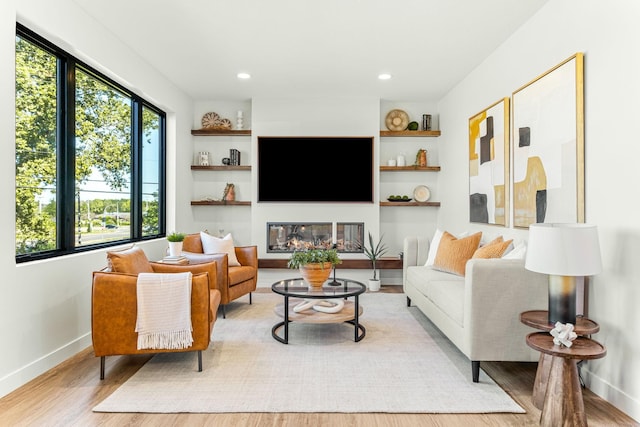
[258,136,374,203]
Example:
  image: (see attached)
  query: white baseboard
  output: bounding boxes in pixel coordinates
[0,333,92,399]
[583,367,640,423]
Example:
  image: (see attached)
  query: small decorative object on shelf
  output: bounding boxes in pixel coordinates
[198,151,210,166]
[201,111,232,130]
[415,149,427,167]
[422,114,432,131]
[236,110,244,130]
[229,148,241,166]
[407,121,419,131]
[387,159,397,167]
[222,157,231,165]
[550,322,578,347]
[222,183,236,201]
[396,154,406,167]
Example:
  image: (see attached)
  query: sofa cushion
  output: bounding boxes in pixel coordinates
[107,245,154,274]
[473,236,513,259]
[200,232,240,266]
[433,232,482,276]
[406,266,465,326]
[228,265,256,286]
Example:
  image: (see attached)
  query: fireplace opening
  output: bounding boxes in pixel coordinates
[267,222,364,253]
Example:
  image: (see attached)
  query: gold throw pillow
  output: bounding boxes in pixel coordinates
[433,231,482,276]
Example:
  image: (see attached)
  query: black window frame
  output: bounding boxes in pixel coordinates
[15,23,166,263]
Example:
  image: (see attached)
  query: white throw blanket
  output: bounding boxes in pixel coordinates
[136,272,193,350]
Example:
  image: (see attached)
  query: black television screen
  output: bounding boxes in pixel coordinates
[258,136,374,203]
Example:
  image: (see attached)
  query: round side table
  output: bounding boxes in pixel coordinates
[526,332,606,427]
[520,310,599,409]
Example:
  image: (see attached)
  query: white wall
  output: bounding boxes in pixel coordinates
[0,0,192,397]
[437,0,640,420]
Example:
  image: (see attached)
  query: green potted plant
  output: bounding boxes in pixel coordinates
[166,231,186,257]
[288,248,342,287]
[362,232,388,292]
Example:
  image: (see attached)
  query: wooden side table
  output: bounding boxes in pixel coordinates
[526,332,606,427]
[520,310,599,409]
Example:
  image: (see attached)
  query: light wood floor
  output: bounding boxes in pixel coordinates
[0,287,636,427]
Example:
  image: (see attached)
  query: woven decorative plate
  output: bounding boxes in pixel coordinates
[385,109,410,131]
[413,185,431,202]
[201,112,232,129]
[201,112,220,128]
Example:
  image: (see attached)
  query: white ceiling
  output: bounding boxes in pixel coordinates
[73,0,548,102]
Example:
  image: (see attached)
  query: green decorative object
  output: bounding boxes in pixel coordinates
[407,121,419,131]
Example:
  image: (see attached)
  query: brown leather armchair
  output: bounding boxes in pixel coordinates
[91,246,221,379]
[182,233,258,318]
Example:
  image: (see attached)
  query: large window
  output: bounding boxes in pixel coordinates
[15,25,165,262]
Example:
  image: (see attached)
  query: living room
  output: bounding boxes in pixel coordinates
[2,0,639,424]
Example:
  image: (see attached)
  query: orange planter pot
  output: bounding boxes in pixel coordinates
[299,263,333,287]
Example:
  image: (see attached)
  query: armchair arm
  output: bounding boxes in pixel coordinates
[235,245,258,268]
[463,258,548,360]
[150,260,218,291]
[403,237,431,287]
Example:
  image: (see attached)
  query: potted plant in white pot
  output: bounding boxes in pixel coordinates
[362,232,388,292]
[287,248,342,288]
[166,231,186,257]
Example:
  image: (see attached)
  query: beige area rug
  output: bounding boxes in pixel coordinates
[93,292,524,413]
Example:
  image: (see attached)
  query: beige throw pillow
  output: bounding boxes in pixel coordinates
[472,236,513,259]
[199,231,241,266]
[432,231,482,276]
[107,245,154,274]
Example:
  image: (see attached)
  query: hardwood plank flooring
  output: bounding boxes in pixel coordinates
[0,286,636,427]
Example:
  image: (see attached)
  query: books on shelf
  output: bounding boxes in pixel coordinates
[162,255,189,265]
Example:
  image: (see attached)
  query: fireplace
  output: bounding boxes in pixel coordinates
[266,222,364,253]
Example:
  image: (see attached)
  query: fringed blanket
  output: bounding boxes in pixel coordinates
[136,272,193,350]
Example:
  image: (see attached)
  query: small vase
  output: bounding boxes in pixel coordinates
[417,149,427,167]
[168,241,183,257]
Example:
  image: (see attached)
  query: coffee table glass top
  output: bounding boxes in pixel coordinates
[271,278,365,299]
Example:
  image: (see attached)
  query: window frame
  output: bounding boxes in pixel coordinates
[15,24,166,263]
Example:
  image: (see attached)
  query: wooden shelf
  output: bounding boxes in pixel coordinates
[191,129,251,136]
[380,165,441,172]
[380,130,441,137]
[191,165,251,171]
[380,201,440,207]
[190,200,251,206]
[258,257,403,269]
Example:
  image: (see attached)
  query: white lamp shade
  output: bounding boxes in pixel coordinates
[525,223,602,276]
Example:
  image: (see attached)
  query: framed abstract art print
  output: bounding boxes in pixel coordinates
[511,53,585,228]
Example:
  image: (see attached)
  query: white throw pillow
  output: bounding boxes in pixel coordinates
[424,229,444,266]
[502,242,527,260]
[200,231,241,266]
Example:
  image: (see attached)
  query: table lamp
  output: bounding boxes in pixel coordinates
[525,223,602,325]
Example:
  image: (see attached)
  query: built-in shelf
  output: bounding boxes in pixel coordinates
[191,165,251,171]
[190,200,251,206]
[191,129,251,136]
[380,165,441,172]
[258,257,403,269]
[380,201,441,207]
[379,130,441,137]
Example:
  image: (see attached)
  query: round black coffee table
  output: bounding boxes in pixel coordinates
[271,277,366,344]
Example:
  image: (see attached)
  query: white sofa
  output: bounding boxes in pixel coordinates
[403,236,548,382]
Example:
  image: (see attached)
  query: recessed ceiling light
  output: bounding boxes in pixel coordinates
[237,72,251,79]
[378,73,392,80]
